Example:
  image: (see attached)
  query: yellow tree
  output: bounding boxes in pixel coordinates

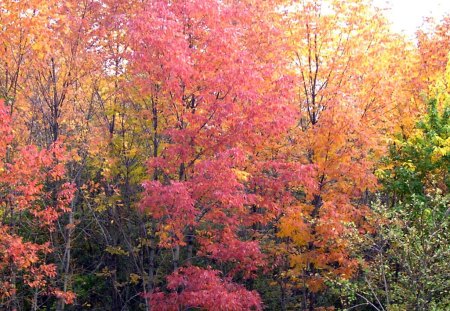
[417,15,450,85]
[0,0,56,115]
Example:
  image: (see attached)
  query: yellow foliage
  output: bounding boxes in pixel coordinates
[232,168,251,182]
[129,273,141,285]
[105,246,129,256]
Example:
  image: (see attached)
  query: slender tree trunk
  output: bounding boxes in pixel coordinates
[32,288,38,311]
[8,197,19,311]
[279,280,287,311]
[56,197,75,311]
[146,96,159,311]
[186,227,194,266]
[173,245,180,270]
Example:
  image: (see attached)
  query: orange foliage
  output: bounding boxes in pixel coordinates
[274,0,423,304]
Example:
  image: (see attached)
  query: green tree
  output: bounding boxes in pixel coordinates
[355,97,450,310]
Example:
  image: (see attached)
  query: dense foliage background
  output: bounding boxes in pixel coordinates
[0,0,449,310]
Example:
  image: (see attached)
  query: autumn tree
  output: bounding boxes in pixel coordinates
[272,0,421,309]
[0,0,56,115]
[0,99,75,310]
[130,0,309,309]
[1,0,446,310]
[417,15,450,85]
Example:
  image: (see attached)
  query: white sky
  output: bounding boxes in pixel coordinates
[373,0,450,38]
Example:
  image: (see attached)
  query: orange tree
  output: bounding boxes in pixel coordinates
[272,0,421,309]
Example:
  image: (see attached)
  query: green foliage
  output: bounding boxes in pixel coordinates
[360,194,450,311]
[352,97,450,311]
[379,99,449,205]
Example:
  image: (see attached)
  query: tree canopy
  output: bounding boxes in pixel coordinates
[0,0,449,310]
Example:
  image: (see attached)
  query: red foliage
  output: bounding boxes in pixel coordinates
[147,267,262,311]
[133,1,304,308]
[0,100,75,302]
